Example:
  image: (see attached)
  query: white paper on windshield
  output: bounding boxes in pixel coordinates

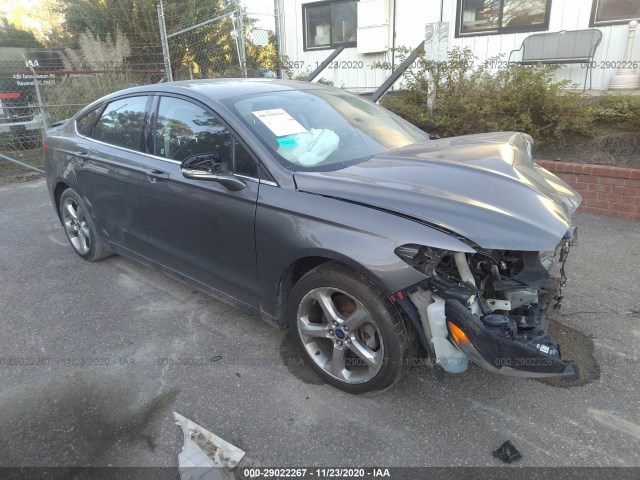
[252,108,307,137]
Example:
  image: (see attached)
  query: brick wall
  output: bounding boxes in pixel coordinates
[537,160,640,221]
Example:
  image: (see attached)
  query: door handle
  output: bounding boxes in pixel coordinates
[146,169,169,182]
[76,151,90,163]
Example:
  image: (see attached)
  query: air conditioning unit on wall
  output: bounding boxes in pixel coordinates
[356,0,390,54]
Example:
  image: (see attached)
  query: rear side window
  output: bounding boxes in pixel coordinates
[93,96,149,151]
[76,107,101,137]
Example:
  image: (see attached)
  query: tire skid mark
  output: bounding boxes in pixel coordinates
[588,408,640,442]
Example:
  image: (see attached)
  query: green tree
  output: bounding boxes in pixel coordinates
[162,1,263,78]
[246,32,279,71]
[61,0,257,77]
[62,0,161,64]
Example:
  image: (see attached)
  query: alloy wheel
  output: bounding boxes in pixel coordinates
[62,197,91,255]
[296,287,384,384]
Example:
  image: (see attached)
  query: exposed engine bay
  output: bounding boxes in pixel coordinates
[395,228,579,379]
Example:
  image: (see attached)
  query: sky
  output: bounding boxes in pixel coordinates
[242,0,275,31]
[0,0,65,43]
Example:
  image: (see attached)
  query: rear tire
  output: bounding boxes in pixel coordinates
[286,262,418,394]
[59,188,111,262]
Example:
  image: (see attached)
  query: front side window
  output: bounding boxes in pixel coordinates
[304,1,357,50]
[155,96,230,163]
[155,96,258,177]
[457,0,551,36]
[591,0,640,26]
[92,96,148,151]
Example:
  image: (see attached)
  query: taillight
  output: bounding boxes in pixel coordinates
[43,142,48,153]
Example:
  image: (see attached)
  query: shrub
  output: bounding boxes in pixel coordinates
[40,71,153,124]
[289,69,334,86]
[588,93,640,129]
[381,47,596,147]
[39,29,160,124]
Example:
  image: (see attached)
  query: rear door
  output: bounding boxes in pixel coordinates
[74,95,155,254]
[138,94,261,307]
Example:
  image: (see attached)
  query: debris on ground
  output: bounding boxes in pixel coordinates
[493,440,522,464]
[174,412,245,480]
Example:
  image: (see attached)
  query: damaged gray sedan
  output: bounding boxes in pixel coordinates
[45,79,581,393]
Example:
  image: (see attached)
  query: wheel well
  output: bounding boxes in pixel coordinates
[274,256,395,327]
[53,181,70,220]
[275,256,334,325]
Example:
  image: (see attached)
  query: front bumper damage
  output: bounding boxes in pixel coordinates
[394,228,579,379]
[444,298,578,378]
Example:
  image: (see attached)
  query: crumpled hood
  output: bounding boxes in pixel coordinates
[294,132,581,251]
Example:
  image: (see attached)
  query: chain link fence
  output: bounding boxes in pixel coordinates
[1,58,53,182]
[0,7,279,183]
[0,37,164,183]
[165,5,279,81]
[167,9,244,80]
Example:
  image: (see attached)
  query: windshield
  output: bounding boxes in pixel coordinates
[222,89,429,171]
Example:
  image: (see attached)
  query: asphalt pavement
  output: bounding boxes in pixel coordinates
[0,179,639,471]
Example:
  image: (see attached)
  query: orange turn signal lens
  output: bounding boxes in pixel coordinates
[448,321,471,346]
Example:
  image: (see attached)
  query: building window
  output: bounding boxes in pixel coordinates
[303,0,357,50]
[590,0,640,26]
[456,0,552,37]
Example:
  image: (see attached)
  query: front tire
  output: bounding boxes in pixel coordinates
[287,262,418,394]
[59,188,111,261]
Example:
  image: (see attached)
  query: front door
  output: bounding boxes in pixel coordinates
[139,95,261,307]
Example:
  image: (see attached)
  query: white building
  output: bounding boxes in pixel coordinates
[276,0,640,92]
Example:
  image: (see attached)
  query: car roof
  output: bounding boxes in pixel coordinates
[108,78,331,101]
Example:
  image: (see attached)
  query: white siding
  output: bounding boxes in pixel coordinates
[280,0,388,92]
[281,0,640,92]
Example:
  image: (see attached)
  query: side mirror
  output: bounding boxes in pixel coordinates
[180,153,246,191]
